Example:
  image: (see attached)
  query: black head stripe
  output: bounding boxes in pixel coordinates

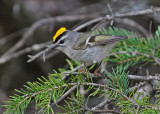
[53,31,68,43]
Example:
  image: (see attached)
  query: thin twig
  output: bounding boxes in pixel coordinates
[74,7,160,31]
[85,109,120,113]
[27,44,52,63]
[62,64,84,80]
[27,7,160,63]
[66,70,160,82]
[129,82,145,92]
[120,18,149,37]
[2,14,96,58]
[152,50,160,66]
[73,17,104,31]
[39,85,77,113]
[51,85,76,107]
[133,84,153,100]
[107,3,114,26]
[149,21,153,37]
[128,74,160,81]
[56,82,139,107]
[108,51,160,66]
[47,89,53,108]
[91,99,112,110]
[0,42,49,64]
[43,50,60,61]
[0,28,27,47]
[72,91,119,114]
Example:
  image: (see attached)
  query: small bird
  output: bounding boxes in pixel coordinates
[51,27,137,65]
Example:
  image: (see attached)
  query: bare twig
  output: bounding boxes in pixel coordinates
[66,70,160,82]
[152,50,160,66]
[74,17,104,31]
[71,107,120,114]
[0,28,27,47]
[128,74,160,81]
[51,85,76,107]
[108,51,160,66]
[133,84,153,100]
[149,21,153,37]
[107,3,114,26]
[129,82,146,92]
[27,7,160,63]
[43,50,60,61]
[59,82,139,107]
[71,90,119,114]
[107,51,150,58]
[120,18,149,37]
[0,7,159,64]
[27,44,52,63]
[0,42,49,64]
[74,7,160,31]
[62,64,84,80]
[91,99,112,110]
[47,89,53,108]
[39,85,77,113]
[2,14,96,58]
[63,71,98,78]
[85,108,120,113]
[132,80,158,102]
[114,7,160,17]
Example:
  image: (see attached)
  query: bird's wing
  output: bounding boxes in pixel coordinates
[73,40,88,50]
[73,34,138,50]
[73,32,91,50]
[87,35,137,46]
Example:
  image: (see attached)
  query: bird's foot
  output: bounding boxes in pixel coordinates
[94,69,101,77]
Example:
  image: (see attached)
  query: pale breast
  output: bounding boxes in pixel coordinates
[63,43,116,64]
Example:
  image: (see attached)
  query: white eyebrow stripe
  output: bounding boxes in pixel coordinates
[85,36,92,45]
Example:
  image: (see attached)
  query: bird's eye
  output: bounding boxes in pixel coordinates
[59,39,65,44]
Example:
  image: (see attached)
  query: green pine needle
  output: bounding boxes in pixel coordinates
[4,26,160,114]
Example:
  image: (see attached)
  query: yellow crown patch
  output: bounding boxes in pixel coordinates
[53,27,66,42]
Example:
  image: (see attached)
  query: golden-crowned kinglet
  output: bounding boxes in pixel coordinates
[51,27,137,65]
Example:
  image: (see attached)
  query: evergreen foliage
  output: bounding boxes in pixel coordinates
[4,26,160,113]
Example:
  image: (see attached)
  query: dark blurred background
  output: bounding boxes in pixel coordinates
[0,0,160,113]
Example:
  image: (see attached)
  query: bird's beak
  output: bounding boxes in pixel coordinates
[51,44,66,49]
[51,44,58,49]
